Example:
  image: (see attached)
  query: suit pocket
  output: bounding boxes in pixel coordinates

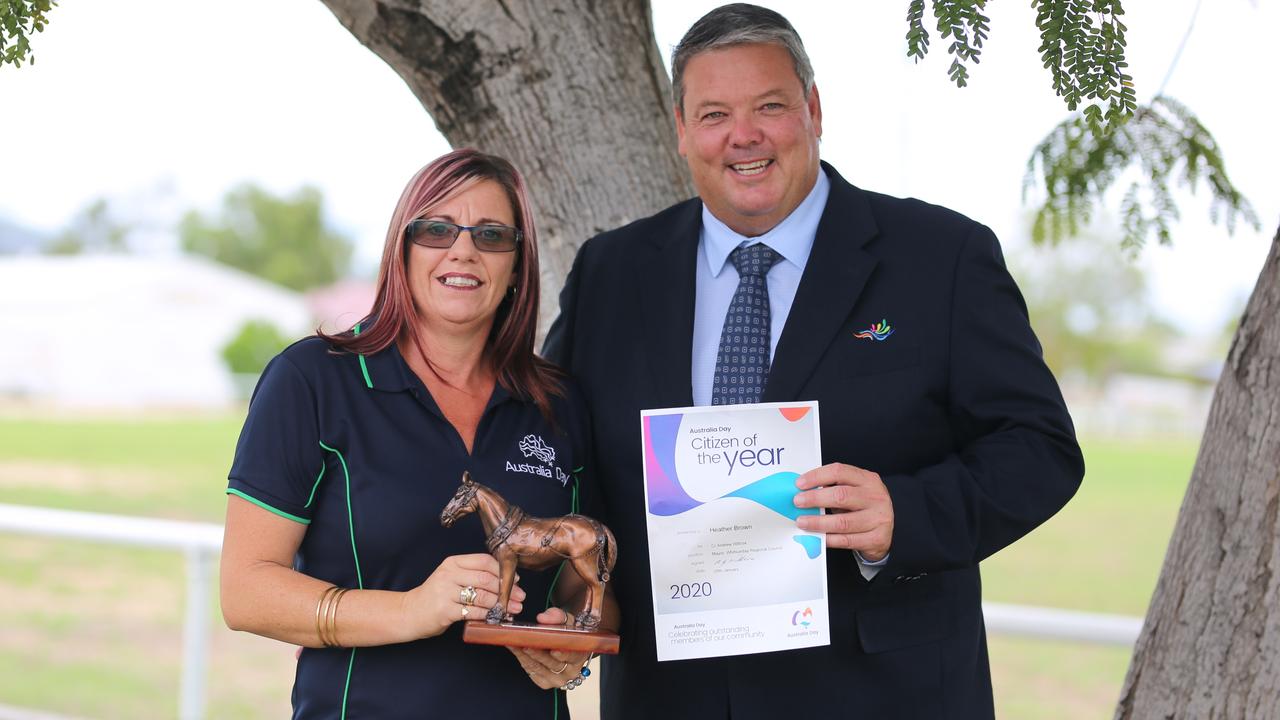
[847,344,921,377]
[856,594,951,654]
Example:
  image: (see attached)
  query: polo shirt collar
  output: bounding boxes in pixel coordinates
[357,341,416,392]
[700,167,831,277]
[355,340,514,411]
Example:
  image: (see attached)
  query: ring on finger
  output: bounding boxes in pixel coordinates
[461,605,470,619]
[555,662,569,674]
[459,585,478,606]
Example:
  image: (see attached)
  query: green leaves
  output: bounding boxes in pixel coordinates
[1031,0,1135,128]
[906,0,990,88]
[1,0,55,69]
[1023,95,1260,249]
[905,1,1134,125]
[906,0,930,62]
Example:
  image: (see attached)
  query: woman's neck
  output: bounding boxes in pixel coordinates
[399,320,494,393]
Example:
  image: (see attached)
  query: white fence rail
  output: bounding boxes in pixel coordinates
[0,503,1144,719]
[0,504,222,720]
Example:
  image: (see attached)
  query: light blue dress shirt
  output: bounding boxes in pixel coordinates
[691,169,830,406]
[690,168,887,579]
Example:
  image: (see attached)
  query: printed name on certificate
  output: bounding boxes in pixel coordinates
[640,401,829,661]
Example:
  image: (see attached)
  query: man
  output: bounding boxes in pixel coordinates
[544,4,1084,718]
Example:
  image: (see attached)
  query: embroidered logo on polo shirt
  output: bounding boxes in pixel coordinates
[518,434,556,464]
[507,434,569,486]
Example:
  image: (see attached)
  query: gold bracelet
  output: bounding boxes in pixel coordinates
[315,586,340,647]
[327,588,349,649]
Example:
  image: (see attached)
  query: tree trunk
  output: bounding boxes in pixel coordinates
[316,0,694,329]
[1117,220,1280,718]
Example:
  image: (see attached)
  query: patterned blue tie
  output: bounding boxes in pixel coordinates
[712,243,782,405]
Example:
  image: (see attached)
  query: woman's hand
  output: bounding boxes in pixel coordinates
[404,553,524,639]
[507,606,591,689]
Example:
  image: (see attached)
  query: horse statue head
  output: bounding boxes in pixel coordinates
[440,472,480,528]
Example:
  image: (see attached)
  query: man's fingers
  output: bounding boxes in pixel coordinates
[794,483,877,512]
[795,463,875,490]
[824,529,890,553]
[796,507,887,535]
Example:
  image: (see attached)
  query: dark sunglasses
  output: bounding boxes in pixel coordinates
[405,219,522,253]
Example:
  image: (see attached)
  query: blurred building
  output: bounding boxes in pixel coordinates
[0,254,309,408]
[1061,373,1216,438]
[307,279,376,335]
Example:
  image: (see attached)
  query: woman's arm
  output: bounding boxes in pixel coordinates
[220,495,523,647]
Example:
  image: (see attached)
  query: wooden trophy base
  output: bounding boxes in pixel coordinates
[462,620,620,655]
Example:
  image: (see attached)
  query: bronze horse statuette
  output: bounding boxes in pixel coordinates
[440,472,617,631]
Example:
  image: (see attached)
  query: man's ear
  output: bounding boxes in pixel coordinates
[674,105,688,157]
[808,84,823,141]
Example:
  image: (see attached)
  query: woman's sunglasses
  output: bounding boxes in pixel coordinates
[405,220,521,253]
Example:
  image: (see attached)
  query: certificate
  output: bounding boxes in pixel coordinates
[640,401,829,661]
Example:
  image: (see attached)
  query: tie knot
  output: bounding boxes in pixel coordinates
[729,243,781,279]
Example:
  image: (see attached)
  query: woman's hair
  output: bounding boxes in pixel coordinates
[320,148,562,418]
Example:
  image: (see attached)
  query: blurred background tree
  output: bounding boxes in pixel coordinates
[1014,236,1181,386]
[179,183,353,292]
[43,197,131,255]
[220,319,292,376]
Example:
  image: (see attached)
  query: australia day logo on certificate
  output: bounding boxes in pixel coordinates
[640,401,830,661]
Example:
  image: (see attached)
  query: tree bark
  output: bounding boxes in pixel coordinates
[316,0,694,329]
[1117,220,1280,718]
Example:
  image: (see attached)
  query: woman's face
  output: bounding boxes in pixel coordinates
[406,179,519,335]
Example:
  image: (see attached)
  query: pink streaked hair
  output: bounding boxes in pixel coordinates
[320,148,562,418]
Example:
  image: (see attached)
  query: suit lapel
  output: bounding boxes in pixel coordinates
[639,200,701,409]
[764,164,880,403]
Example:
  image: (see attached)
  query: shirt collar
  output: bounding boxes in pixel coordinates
[357,340,416,392]
[700,167,831,277]
[355,338,514,410]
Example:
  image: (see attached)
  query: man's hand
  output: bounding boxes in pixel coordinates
[794,463,894,561]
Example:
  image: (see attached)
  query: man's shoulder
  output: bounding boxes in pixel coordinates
[855,186,983,236]
[582,196,701,255]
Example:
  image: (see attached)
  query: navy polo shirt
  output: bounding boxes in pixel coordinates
[227,336,592,719]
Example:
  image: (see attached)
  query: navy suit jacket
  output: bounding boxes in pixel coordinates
[543,163,1084,719]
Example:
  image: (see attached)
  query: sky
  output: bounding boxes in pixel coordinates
[1,0,1276,334]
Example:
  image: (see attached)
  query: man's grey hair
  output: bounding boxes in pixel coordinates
[670,3,815,112]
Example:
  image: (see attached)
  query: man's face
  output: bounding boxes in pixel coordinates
[676,42,822,237]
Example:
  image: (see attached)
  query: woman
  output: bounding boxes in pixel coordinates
[220,149,614,718]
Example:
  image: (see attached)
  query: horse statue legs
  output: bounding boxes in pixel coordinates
[488,553,519,624]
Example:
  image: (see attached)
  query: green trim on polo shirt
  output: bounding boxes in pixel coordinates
[226,488,309,524]
[304,459,326,508]
[318,439,364,720]
[341,649,357,720]
[318,441,364,587]
[353,322,373,389]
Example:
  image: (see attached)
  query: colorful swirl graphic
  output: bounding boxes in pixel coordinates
[791,607,814,627]
[853,319,894,341]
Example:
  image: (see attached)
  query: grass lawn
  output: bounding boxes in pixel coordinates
[0,416,1199,718]
[980,437,1197,717]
